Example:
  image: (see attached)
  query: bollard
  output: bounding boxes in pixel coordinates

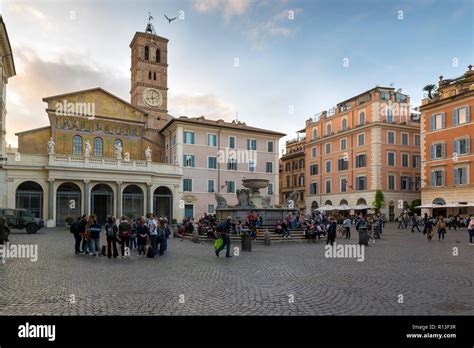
[264,228,271,245]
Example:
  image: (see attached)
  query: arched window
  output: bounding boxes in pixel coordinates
[144,46,149,60]
[342,118,347,130]
[72,135,83,155]
[153,72,156,80]
[93,137,103,157]
[148,71,152,80]
[312,128,318,140]
[326,123,332,135]
[156,49,160,63]
[359,112,366,125]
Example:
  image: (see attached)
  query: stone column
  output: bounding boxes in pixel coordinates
[47,178,55,227]
[116,181,123,218]
[83,180,90,216]
[146,182,152,216]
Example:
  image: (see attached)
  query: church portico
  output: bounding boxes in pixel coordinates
[2,152,181,227]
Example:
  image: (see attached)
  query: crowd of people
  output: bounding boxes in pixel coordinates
[69,214,172,258]
[420,214,474,242]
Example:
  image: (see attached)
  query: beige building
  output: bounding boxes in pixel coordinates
[161,116,284,219]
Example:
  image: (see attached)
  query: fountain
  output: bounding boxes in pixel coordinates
[215,178,297,225]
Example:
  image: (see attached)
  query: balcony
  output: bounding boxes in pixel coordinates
[4,153,182,176]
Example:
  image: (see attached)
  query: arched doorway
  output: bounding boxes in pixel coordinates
[357,198,367,205]
[91,184,114,224]
[311,201,318,211]
[389,200,395,221]
[56,182,82,226]
[325,200,332,205]
[16,181,43,218]
[122,185,144,220]
[432,198,447,218]
[154,186,173,220]
[340,199,348,205]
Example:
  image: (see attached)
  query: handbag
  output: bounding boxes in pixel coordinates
[214,238,223,250]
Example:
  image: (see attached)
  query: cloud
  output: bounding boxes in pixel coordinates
[169,93,236,121]
[5,48,128,147]
[193,0,252,20]
[246,8,302,50]
[4,2,54,32]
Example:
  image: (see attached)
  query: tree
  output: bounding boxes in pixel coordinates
[373,190,385,213]
[410,199,422,215]
[423,84,437,99]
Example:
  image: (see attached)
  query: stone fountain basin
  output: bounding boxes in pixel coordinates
[242,178,269,190]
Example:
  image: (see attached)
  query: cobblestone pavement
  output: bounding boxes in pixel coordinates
[0,223,472,315]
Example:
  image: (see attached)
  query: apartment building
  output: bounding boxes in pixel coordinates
[419,65,474,217]
[160,116,284,219]
[279,134,306,214]
[304,87,421,220]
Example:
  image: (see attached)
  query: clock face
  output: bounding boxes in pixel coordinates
[143,88,162,107]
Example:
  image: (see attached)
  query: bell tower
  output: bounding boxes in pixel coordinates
[130,15,170,132]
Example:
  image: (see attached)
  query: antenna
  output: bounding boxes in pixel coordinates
[235,111,239,122]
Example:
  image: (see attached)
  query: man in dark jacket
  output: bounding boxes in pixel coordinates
[216,217,232,258]
[326,216,337,246]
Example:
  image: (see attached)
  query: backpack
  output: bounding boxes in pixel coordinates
[70,221,79,234]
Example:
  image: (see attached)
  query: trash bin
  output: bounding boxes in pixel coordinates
[242,232,252,251]
[358,228,368,246]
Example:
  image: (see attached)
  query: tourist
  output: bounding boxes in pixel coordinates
[424,217,434,241]
[411,214,421,233]
[129,218,137,250]
[437,217,447,241]
[83,216,93,255]
[216,217,232,258]
[70,216,83,255]
[118,216,131,257]
[157,218,170,255]
[149,214,158,257]
[250,224,257,240]
[89,215,102,257]
[343,216,351,239]
[467,216,474,245]
[137,216,149,256]
[79,215,87,253]
[275,220,283,235]
[356,214,369,246]
[281,220,291,238]
[105,217,118,258]
[326,216,337,246]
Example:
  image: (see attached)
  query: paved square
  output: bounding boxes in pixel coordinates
[0,223,472,315]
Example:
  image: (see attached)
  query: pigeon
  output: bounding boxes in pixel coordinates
[164,14,177,23]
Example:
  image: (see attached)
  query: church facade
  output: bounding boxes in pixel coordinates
[0,21,283,226]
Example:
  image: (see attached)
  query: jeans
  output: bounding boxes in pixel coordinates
[344,227,350,239]
[91,238,100,255]
[129,235,137,249]
[160,238,168,253]
[84,239,92,254]
[217,234,231,256]
[120,236,130,256]
[150,235,158,257]
[411,223,420,232]
[438,230,445,240]
[468,230,474,243]
[73,233,82,253]
[106,236,118,258]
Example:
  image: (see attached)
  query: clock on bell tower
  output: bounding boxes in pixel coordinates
[130,19,170,131]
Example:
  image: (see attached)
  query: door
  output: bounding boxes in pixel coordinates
[184,204,194,219]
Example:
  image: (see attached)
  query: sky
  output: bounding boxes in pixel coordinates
[1,0,473,151]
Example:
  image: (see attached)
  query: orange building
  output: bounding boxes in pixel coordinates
[279,135,306,214]
[303,87,421,220]
[419,65,474,217]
